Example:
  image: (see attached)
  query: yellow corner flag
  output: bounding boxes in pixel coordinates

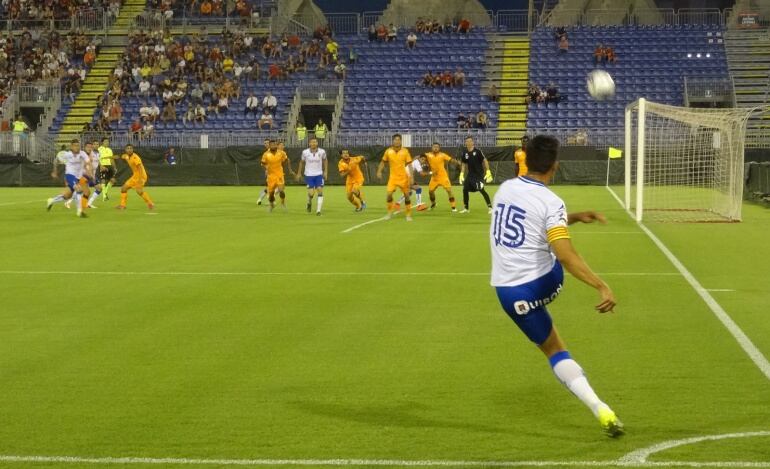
[608,147,623,159]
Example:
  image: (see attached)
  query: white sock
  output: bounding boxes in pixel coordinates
[258,189,267,201]
[550,351,604,417]
[75,192,83,212]
[397,196,405,205]
[416,192,422,204]
[88,191,99,205]
[51,194,66,203]
[316,195,323,212]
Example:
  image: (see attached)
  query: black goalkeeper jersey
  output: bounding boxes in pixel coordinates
[460,148,486,180]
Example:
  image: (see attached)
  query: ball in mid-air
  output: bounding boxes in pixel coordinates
[586,69,616,101]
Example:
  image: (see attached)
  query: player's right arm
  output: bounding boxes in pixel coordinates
[550,238,616,313]
[376,152,388,180]
[295,158,303,181]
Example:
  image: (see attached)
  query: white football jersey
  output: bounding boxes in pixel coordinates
[61,150,89,178]
[89,150,100,175]
[406,159,423,177]
[490,177,569,287]
[301,148,326,176]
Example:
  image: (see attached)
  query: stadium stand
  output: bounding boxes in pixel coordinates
[340,28,498,132]
[527,24,730,134]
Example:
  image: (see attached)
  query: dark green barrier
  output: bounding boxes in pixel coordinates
[745,162,770,204]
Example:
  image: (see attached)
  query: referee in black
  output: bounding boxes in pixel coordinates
[459,136,493,213]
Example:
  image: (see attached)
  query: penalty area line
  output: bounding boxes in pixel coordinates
[604,186,770,382]
[0,271,680,277]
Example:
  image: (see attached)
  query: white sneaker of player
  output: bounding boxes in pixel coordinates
[405,215,413,222]
[488,207,493,214]
[386,212,393,220]
[88,204,98,209]
[459,208,469,214]
[64,199,72,209]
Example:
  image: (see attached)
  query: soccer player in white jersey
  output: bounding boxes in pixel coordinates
[395,154,429,212]
[295,137,328,216]
[85,139,103,208]
[47,138,92,218]
[490,135,624,437]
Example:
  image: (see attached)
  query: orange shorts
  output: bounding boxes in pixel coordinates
[267,175,285,193]
[346,179,363,194]
[386,179,409,195]
[125,176,147,190]
[429,177,451,192]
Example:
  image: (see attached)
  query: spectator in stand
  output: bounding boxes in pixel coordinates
[441,70,453,87]
[475,110,488,129]
[268,62,281,80]
[406,30,417,49]
[334,61,347,79]
[558,34,569,53]
[488,83,499,102]
[376,24,387,42]
[422,71,435,86]
[606,45,617,63]
[139,101,152,122]
[456,112,470,129]
[554,26,567,42]
[109,100,123,124]
[594,43,606,65]
[262,92,277,113]
[387,24,397,42]
[258,108,273,129]
[194,103,207,123]
[546,82,560,103]
[526,83,541,105]
[431,18,443,34]
[244,92,259,117]
[129,119,142,138]
[217,95,229,114]
[149,102,161,123]
[416,18,426,33]
[348,46,357,64]
[368,24,377,42]
[138,77,151,98]
[165,147,177,165]
[162,101,176,122]
[457,18,471,34]
[183,104,196,124]
[200,0,212,15]
[454,67,465,86]
[190,84,203,104]
[142,121,155,140]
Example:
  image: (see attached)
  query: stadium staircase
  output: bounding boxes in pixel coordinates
[484,34,530,145]
[724,28,770,144]
[55,0,147,143]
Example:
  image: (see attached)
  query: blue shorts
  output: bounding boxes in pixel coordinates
[305,175,324,189]
[87,174,99,187]
[495,261,564,345]
[65,174,80,191]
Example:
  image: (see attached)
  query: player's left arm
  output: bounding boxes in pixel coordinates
[568,212,607,224]
[322,154,328,180]
[294,159,303,181]
[480,150,493,183]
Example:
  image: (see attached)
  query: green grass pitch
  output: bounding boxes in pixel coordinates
[0,185,769,468]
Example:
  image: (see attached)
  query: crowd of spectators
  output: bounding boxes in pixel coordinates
[526,82,561,105]
[0,27,94,106]
[0,0,121,23]
[420,68,465,87]
[456,110,488,130]
[593,43,617,64]
[143,0,259,22]
[86,24,346,136]
[367,17,473,43]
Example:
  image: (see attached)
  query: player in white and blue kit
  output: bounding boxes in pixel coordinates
[490,135,624,437]
[47,138,92,218]
[296,137,328,216]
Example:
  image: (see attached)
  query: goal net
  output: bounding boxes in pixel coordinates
[611,98,754,222]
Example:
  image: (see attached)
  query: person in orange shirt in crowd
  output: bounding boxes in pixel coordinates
[200,0,212,16]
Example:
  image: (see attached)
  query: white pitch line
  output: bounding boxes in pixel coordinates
[0,271,680,277]
[0,200,39,207]
[620,431,770,464]
[341,215,390,233]
[605,187,770,381]
[705,289,736,292]
[0,455,769,468]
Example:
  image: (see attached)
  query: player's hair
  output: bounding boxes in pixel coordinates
[432,142,440,146]
[268,139,276,143]
[339,148,349,155]
[70,138,79,144]
[525,135,559,174]
[102,137,109,143]
[309,137,318,142]
[125,144,133,149]
[59,144,66,150]
[392,133,401,140]
[464,136,473,142]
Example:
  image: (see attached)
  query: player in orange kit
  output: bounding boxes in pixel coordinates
[116,144,154,210]
[514,136,529,177]
[424,142,461,212]
[261,139,293,212]
[376,134,413,221]
[338,149,368,212]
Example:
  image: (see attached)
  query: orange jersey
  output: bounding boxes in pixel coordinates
[122,153,147,180]
[425,151,452,181]
[339,156,365,183]
[514,149,527,176]
[382,147,412,183]
[261,150,288,178]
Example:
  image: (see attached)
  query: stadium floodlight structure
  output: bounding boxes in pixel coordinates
[615,98,754,222]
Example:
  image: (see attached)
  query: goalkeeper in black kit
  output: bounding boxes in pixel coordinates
[459,136,494,214]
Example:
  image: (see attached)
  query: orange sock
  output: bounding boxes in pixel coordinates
[120,192,128,207]
[405,202,412,215]
[387,202,392,212]
[140,192,153,205]
[80,194,88,210]
[450,199,456,209]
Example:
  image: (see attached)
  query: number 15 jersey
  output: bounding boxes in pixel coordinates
[490,176,570,287]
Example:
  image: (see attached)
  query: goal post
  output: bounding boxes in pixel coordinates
[614,98,754,222]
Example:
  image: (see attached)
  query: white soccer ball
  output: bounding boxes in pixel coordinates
[586,69,615,101]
